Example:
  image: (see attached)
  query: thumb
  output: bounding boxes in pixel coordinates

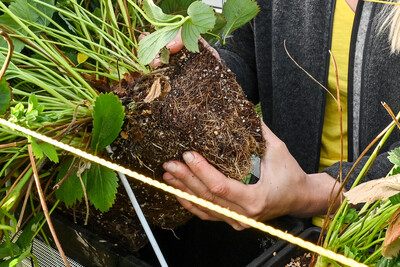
[166,28,184,54]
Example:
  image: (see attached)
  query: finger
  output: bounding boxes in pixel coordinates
[164,171,243,227]
[260,121,281,144]
[164,170,213,215]
[175,196,247,229]
[163,170,221,218]
[181,152,251,204]
[163,162,211,200]
[166,28,184,54]
[163,161,249,220]
[174,195,219,221]
[164,160,244,213]
[151,54,162,68]
[138,32,150,41]
[199,37,220,61]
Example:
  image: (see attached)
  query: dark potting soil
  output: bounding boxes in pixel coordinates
[265,227,321,267]
[58,41,265,255]
[111,41,264,183]
[285,252,313,267]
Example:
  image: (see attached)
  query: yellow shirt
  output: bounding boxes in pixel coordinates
[319,0,355,171]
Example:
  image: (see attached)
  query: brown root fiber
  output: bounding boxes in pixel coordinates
[110,43,265,230]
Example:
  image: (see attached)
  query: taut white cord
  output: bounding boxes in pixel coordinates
[0,118,368,267]
[106,146,167,267]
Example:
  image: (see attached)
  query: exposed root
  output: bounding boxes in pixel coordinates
[109,42,264,231]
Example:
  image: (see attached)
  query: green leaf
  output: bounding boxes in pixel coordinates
[30,139,59,163]
[55,158,85,208]
[37,142,58,163]
[31,0,55,27]
[0,0,55,52]
[138,26,180,65]
[91,93,125,154]
[202,12,227,43]
[160,47,170,64]
[342,208,358,224]
[0,78,11,115]
[181,1,215,52]
[344,245,361,260]
[9,102,25,122]
[0,22,25,53]
[389,147,400,167]
[389,166,400,176]
[143,0,177,23]
[377,256,400,267]
[0,246,19,260]
[0,53,17,76]
[188,2,216,31]
[86,163,118,212]
[8,0,40,25]
[0,245,21,262]
[30,139,44,159]
[27,93,38,113]
[77,53,89,65]
[160,0,196,16]
[8,0,54,26]
[221,0,259,42]
[241,173,252,184]
[16,213,44,250]
[9,244,32,267]
[390,192,400,205]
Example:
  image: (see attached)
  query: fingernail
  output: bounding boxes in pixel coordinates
[183,152,194,163]
[166,40,176,48]
[163,162,176,173]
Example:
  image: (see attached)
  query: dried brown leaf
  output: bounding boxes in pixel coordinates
[144,77,162,103]
[383,207,400,258]
[344,174,400,204]
[160,80,171,97]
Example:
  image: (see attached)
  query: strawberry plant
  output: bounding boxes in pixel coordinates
[0,0,260,264]
[317,120,400,266]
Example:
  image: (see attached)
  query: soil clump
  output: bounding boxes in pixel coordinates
[60,42,265,253]
[285,252,313,267]
[110,41,264,229]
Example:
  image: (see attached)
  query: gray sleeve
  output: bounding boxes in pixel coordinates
[323,141,400,190]
[215,21,259,104]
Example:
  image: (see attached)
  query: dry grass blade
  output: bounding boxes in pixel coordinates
[0,30,13,80]
[27,145,71,267]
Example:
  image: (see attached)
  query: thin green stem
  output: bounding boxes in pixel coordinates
[324,116,398,246]
[0,2,97,99]
[126,0,187,27]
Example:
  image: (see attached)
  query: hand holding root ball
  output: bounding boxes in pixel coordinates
[139,29,220,68]
[139,29,184,68]
[163,122,343,230]
[151,31,343,229]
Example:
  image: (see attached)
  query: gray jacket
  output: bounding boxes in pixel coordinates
[219,0,400,188]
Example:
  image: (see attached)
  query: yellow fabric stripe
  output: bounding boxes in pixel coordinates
[319,0,355,171]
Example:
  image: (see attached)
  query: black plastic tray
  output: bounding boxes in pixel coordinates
[44,211,151,267]
[44,210,307,267]
[138,216,306,267]
[263,227,321,267]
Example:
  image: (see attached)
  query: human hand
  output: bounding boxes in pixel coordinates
[165,30,220,61]
[138,29,183,68]
[139,29,220,68]
[162,122,342,229]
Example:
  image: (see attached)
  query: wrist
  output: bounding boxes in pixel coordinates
[288,173,344,218]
